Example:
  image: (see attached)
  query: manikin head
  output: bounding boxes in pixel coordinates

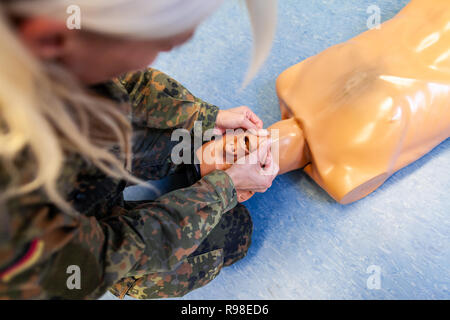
[196,118,309,202]
[197,130,271,202]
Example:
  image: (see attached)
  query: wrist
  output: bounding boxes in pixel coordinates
[225,166,241,190]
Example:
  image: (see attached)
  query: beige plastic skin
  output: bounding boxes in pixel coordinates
[196,119,308,202]
[199,0,450,204]
[197,131,268,202]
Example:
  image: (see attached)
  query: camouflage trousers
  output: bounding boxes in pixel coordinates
[109,203,252,299]
[109,127,253,299]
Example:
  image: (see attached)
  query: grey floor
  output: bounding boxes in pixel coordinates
[102,0,449,300]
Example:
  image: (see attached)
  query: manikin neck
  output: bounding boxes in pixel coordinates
[268,117,309,175]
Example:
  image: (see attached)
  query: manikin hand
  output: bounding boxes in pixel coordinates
[214,106,264,135]
[225,139,279,194]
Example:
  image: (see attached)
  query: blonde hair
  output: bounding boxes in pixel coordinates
[0,0,277,215]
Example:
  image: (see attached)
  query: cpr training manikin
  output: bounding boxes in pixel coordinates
[197,0,450,204]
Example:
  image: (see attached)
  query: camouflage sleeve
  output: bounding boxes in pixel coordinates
[116,68,219,134]
[126,170,237,275]
[0,170,237,299]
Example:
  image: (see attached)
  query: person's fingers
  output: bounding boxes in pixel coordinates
[264,147,274,166]
[253,173,273,192]
[262,154,280,177]
[232,106,262,128]
[234,106,261,125]
[240,188,267,193]
[241,117,258,130]
[234,106,251,113]
[212,127,225,136]
[248,128,269,137]
[246,110,264,129]
[219,107,263,131]
[257,138,272,165]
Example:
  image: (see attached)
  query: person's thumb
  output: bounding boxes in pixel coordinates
[257,138,272,165]
[261,152,280,176]
[240,116,258,130]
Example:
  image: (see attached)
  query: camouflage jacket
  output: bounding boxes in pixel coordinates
[0,68,238,299]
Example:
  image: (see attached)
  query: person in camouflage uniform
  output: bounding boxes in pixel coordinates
[0,68,258,299]
[0,0,279,300]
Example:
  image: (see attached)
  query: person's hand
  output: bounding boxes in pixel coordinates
[214,106,264,135]
[225,139,279,193]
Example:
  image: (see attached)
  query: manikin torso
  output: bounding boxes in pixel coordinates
[198,0,450,204]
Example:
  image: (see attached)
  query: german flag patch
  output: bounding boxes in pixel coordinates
[0,238,44,282]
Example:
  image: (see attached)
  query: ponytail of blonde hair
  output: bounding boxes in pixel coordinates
[0,9,144,216]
